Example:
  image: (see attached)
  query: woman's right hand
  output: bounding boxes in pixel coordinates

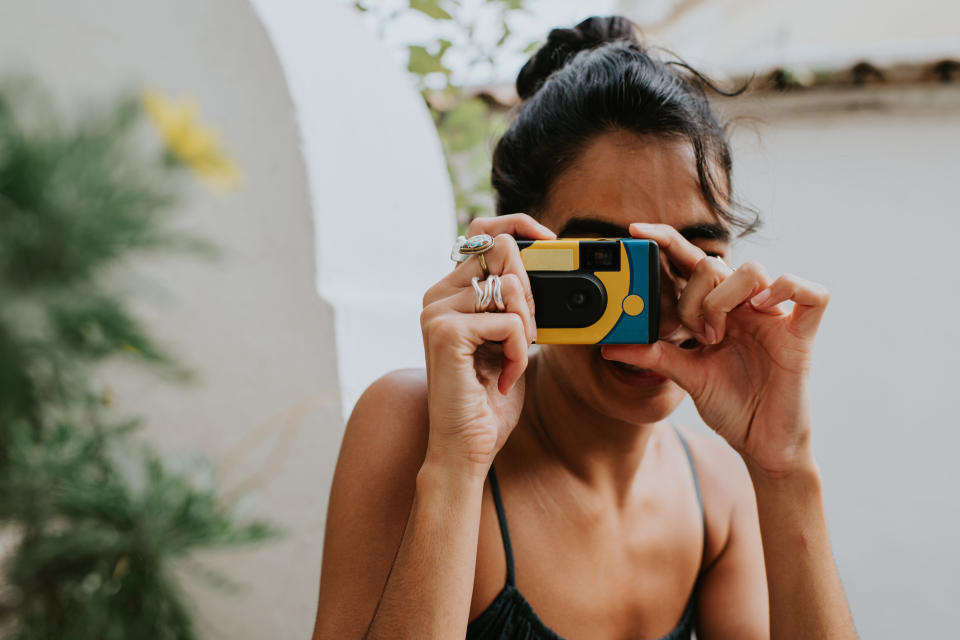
[420,214,555,476]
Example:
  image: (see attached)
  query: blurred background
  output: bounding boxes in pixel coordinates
[0,0,956,638]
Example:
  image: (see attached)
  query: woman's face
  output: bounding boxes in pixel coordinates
[535,130,732,425]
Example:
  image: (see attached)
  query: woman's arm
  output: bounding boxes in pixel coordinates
[605,222,857,639]
[313,371,431,639]
[364,460,485,638]
[747,456,856,639]
[315,214,549,639]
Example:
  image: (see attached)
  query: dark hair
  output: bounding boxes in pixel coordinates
[492,16,760,236]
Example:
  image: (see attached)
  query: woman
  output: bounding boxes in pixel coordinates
[314,16,857,640]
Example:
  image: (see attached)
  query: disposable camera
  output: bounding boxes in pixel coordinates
[517,239,660,344]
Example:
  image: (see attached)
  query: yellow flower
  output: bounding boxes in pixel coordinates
[142,89,243,191]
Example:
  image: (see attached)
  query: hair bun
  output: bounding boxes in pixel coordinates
[516,16,641,100]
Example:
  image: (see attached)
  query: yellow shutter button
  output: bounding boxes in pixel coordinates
[622,294,645,316]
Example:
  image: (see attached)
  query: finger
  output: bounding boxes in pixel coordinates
[425,312,529,394]
[601,341,704,397]
[750,274,831,339]
[629,222,708,279]
[429,233,531,306]
[429,275,534,343]
[467,213,556,241]
[700,261,772,343]
[453,234,536,315]
[466,313,529,394]
[677,255,734,341]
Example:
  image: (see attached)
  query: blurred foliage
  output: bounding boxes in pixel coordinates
[353,0,539,229]
[0,80,274,640]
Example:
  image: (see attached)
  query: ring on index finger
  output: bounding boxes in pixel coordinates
[459,234,495,279]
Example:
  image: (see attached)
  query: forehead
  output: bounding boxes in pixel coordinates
[538,130,725,237]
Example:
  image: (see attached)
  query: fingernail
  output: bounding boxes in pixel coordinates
[751,289,771,307]
[705,324,717,344]
[536,222,555,237]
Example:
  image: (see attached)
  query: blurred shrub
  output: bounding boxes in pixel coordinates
[0,79,272,640]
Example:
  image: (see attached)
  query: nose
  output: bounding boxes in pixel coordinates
[657,267,697,346]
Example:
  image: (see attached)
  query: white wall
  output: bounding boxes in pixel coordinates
[672,86,960,638]
[0,1,454,637]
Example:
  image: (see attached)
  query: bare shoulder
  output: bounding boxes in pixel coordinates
[339,367,430,467]
[315,368,430,639]
[672,424,756,565]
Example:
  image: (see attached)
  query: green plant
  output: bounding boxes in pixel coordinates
[0,79,273,640]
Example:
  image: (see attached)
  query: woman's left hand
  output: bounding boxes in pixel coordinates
[601,222,831,478]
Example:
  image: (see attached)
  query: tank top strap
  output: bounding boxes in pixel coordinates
[671,425,706,539]
[487,464,516,587]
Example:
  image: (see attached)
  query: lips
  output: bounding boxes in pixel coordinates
[604,356,669,388]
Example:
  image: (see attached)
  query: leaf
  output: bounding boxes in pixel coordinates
[496,22,511,47]
[409,0,452,20]
[407,45,451,77]
[487,0,524,9]
[438,98,490,153]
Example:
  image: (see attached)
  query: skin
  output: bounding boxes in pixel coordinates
[313,130,857,639]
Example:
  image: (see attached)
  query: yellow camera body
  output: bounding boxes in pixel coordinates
[517,238,660,344]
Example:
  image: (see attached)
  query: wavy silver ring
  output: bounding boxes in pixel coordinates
[471,275,504,312]
[471,276,491,312]
[490,275,505,311]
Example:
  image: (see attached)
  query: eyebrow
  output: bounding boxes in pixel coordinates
[558,217,730,243]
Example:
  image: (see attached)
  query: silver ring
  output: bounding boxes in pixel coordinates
[471,276,491,312]
[471,276,503,312]
[490,275,504,311]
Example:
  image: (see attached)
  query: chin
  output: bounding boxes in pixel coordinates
[540,345,688,424]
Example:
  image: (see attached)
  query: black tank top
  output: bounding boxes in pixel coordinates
[466,427,705,640]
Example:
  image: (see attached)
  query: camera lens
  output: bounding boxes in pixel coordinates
[569,291,588,308]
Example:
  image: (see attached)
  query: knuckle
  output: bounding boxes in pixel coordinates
[420,301,440,325]
[740,260,766,278]
[422,284,440,308]
[693,256,719,275]
[496,233,518,250]
[777,273,800,289]
[429,317,460,343]
[501,272,522,290]
[466,218,486,237]
[701,295,721,316]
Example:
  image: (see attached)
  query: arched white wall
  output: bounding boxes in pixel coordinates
[251,0,457,418]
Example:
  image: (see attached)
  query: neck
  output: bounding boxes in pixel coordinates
[517,349,669,500]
